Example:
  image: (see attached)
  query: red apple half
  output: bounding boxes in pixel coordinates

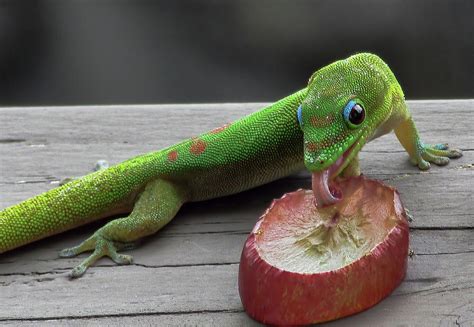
[239,176,409,326]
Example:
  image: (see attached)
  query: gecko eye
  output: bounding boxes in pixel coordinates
[297,105,304,126]
[343,100,365,128]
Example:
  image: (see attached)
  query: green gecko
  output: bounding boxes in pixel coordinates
[0,53,462,278]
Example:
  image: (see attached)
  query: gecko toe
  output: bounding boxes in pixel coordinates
[448,149,463,158]
[432,143,448,150]
[63,232,134,278]
[426,146,462,159]
[111,253,133,265]
[59,237,95,258]
[417,159,431,170]
[422,151,450,166]
[413,142,462,171]
[59,247,79,258]
[70,264,88,279]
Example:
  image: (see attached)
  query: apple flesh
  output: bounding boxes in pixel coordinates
[239,176,409,326]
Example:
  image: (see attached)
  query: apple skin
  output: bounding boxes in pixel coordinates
[239,178,409,326]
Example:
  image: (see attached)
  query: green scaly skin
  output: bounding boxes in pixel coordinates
[0,53,462,278]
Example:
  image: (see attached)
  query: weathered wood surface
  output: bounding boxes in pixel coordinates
[0,100,473,326]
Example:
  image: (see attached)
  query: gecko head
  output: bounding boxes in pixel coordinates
[297,53,397,206]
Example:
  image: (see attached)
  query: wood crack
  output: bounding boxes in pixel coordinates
[131,261,239,269]
[0,268,69,278]
[410,226,474,231]
[0,138,26,144]
[0,262,240,278]
[415,250,474,256]
[395,284,474,298]
[0,309,245,322]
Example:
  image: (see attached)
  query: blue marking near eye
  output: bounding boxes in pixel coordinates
[297,105,303,126]
[343,100,357,121]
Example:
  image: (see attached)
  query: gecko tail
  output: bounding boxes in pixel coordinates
[0,172,135,254]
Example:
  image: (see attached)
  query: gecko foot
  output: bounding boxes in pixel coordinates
[59,234,135,278]
[411,142,462,170]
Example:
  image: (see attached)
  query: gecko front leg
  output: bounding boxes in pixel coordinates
[395,118,462,170]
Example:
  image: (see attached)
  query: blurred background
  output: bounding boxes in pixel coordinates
[0,0,472,106]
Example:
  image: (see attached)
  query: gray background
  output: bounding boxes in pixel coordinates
[0,0,472,106]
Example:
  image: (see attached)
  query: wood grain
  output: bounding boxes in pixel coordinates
[0,100,473,326]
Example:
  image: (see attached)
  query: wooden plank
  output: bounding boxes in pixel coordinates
[0,100,473,325]
[1,100,472,147]
[0,251,472,325]
[0,264,243,319]
[0,312,260,327]
[1,285,472,327]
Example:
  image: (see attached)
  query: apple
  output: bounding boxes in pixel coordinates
[239,176,409,325]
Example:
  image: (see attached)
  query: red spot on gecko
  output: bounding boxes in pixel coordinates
[210,123,231,134]
[306,132,349,153]
[167,150,178,162]
[310,115,334,128]
[190,139,207,155]
[306,142,319,152]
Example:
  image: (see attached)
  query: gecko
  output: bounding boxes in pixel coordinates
[0,53,462,278]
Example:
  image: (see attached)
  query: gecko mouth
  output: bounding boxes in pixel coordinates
[311,141,359,207]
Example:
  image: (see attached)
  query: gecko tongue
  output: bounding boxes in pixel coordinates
[312,156,344,207]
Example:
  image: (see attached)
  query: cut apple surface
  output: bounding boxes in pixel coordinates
[239,176,409,326]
